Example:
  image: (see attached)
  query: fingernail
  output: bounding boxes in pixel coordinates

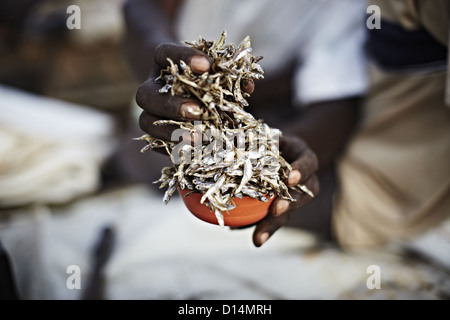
[191,55,210,73]
[181,130,202,144]
[275,200,289,216]
[181,131,191,142]
[192,131,202,144]
[181,102,202,119]
[259,232,269,245]
[288,170,301,186]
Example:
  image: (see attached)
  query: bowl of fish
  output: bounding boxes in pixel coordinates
[137,31,309,228]
[178,188,275,227]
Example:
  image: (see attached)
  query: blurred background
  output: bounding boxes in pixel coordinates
[0,0,449,301]
[0,0,133,113]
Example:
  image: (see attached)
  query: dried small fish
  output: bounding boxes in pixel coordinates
[235,158,252,194]
[163,177,179,204]
[137,31,313,225]
[293,183,315,198]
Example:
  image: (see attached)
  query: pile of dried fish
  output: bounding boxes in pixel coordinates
[137,31,312,226]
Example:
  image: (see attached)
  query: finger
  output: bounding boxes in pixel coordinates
[252,212,290,247]
[278,135,318,186]
[287,170,301,187]
[139,111,181,141]
[291,148,318,185]
[269,174,320,217]
[278,135,309,166]
[252,175,319,247]
[289,148,318,184]
[136,79,203,120]
[139,111,202,145]
[154,43,211,74]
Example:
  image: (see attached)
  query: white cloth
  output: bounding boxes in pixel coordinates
[176,0,368,106]
[0,85,116,207]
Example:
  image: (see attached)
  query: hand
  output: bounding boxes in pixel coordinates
[136,43,254,143]
[136,43,210,143]
[252,134,319,247]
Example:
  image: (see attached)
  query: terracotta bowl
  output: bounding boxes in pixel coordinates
[178,189,275,227]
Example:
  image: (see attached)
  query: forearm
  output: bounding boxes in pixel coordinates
[283,97,362,169]
[123,0,182,81]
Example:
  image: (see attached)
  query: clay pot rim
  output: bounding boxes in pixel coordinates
[178,188,275,201]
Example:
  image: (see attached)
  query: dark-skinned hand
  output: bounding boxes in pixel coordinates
[251,134,319,247]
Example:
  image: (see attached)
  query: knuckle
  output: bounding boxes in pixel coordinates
[154,43,170,61]
[138,112,149,132]
[155,43,168,52]
[135,83,148,107]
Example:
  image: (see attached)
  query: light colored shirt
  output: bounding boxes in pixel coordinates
[175,0,368,106]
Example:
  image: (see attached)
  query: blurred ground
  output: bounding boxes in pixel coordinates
[0,0,449,301]
[1,183,450,300]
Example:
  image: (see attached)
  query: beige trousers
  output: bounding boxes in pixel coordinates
[333,65,450,249]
